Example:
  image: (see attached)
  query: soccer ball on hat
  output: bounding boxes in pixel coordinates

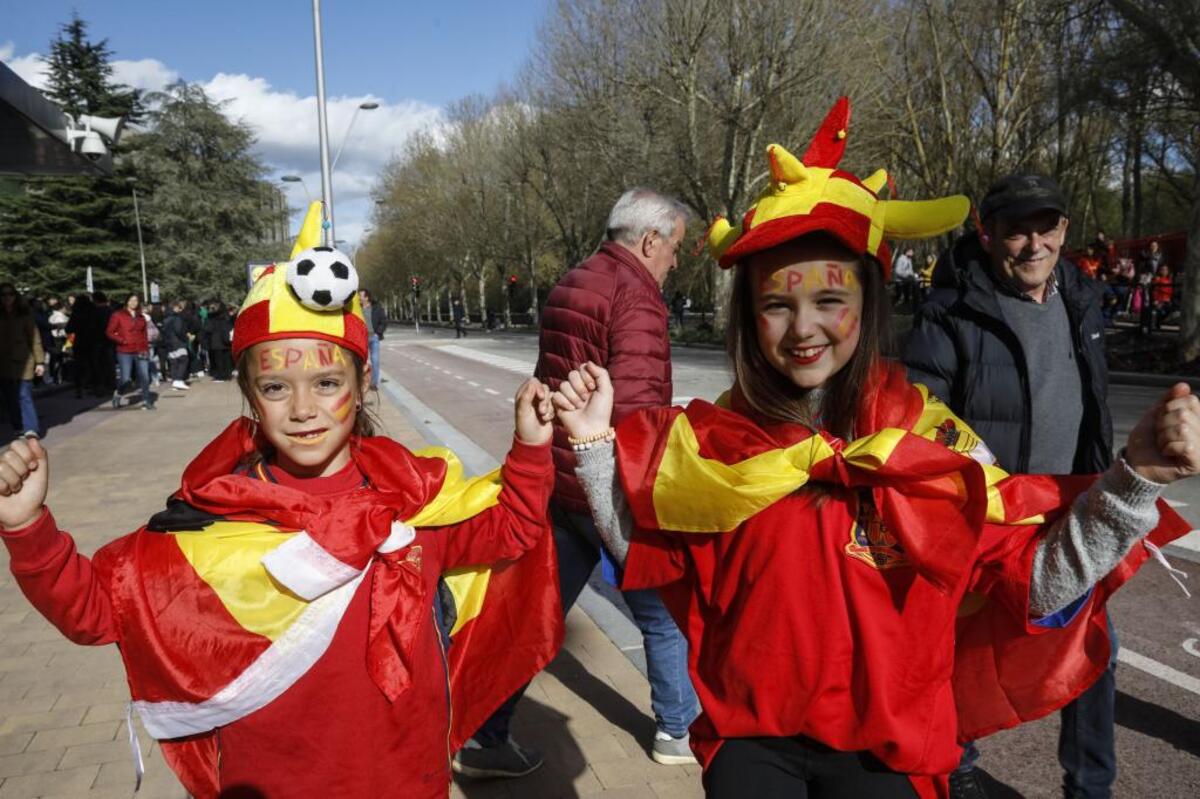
[286,246,359,311]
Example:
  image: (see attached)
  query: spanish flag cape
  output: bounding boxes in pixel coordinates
[615,362,1189,756]
[96,419,561,794]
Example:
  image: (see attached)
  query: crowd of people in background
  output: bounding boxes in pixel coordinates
[0,286,386,444]
[887,233,1179,332]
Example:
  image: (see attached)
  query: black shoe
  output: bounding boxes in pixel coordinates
[452,737,543,779]
[949,769,990,799]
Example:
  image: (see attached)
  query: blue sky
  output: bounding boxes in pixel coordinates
[2,1,551,245]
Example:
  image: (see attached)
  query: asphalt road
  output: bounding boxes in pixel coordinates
[379,324,1199,798]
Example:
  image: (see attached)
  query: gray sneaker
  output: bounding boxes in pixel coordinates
[652,730,697,765]
[452,737,543,779]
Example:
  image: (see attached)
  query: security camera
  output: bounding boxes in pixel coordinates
[79,131,108,161]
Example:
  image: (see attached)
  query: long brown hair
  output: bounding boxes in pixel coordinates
[725,233,893,440]
[235,345,379,465]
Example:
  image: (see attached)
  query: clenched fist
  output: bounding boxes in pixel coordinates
[0,438,49,530]
[513,378,555,446]
[1126,383,1200,484]
[551,362,614,442]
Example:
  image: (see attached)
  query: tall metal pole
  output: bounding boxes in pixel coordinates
[312,0,335,246]
[131,187,148,300]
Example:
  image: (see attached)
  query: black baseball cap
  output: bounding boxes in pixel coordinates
[979,174,1068,222]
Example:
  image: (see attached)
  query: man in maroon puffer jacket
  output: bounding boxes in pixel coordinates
[455,189,701,778]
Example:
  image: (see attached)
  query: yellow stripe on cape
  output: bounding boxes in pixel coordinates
[170,448,505,643]
[653,386,1037,534]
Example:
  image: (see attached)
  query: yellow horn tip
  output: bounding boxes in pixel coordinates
[836,129,847,140]
[706,218,740,259]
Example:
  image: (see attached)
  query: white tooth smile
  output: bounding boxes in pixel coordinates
[793,346,826,358]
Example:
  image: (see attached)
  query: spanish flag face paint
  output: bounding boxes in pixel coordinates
[749,238,863,391]
[246,338,361,477]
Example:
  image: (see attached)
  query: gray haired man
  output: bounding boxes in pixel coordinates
[454,189,700,778]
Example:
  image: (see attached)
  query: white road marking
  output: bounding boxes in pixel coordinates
[1184,638,1200,660]
[1166,498,1189,508]
[468,381,480,387]
[485,388,499,396]
[506,398,515,404]
[454,375,464,381]
[1118,648,1200,696]
[438,344,535,376]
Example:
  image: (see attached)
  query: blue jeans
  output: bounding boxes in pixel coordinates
[474,503,699,744]
[0,379,40,438]
[958,617,1118,798]
[116,351,153,407]
[368,334,380,388]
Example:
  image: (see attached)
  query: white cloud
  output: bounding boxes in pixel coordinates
[0,43,442,251]
[0,42,49,89]
[202,72,443,249]
[111,58,179,93]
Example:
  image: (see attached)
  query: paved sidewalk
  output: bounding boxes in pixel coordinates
[0,380,702,798]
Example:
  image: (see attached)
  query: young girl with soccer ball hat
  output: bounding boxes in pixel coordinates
[0,241,563,798]
[547,98,1199,798]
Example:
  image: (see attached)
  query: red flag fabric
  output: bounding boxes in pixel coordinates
[611,361,1189,792]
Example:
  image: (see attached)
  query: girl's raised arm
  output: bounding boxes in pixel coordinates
[0,439,118,645]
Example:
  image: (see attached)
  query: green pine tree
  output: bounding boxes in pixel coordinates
[44,13,143,122]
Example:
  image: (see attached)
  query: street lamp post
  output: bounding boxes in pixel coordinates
[311,0,335,246]
[331,101,378,173]
[127,178,148,301]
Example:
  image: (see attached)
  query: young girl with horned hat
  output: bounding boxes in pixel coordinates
[547,98,1198,798]
[0,241,563,798]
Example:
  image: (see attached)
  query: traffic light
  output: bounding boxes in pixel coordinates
[507,274,518,295]
[410,276,422,297]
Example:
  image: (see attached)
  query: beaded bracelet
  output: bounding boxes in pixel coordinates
[568,427,616,451]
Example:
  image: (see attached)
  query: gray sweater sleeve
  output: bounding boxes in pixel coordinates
[574,441,634,566]
[573,441,1167,615]
[1028,457,1164,616]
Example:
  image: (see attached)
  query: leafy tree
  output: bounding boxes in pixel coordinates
[1106,0,1200,359]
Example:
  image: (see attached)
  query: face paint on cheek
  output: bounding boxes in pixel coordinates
[833,308,859,339]
[332,390,354,423]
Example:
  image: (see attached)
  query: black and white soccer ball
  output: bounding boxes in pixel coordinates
[286,246,358,311]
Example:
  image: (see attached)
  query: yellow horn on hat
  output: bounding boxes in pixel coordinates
[706,217,742,260]
[861,169,889,196]
[881,195,971,240]
[289,201,325,259]
[767,144,808,185]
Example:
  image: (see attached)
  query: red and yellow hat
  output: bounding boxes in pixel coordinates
[232,201,368,361]
[706,97,970,278]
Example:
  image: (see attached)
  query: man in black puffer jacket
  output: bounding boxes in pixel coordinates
[904,175,1116,799]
